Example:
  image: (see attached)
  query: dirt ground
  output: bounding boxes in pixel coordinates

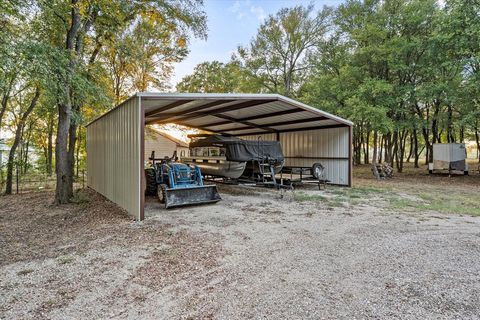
[1,164,480,319]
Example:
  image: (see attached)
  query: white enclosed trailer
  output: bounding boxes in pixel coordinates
[429,143,468,175]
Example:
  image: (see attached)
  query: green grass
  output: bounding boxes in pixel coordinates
[389,193,480,216]
[294,191,345,207]
[292,161,480,217]
[295,184,480,217]
[294,188,370,207]
[293,192,327,202]
[57,255,75,265]
[329,185,390,198]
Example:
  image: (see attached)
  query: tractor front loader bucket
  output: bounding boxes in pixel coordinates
[164,185,221,209]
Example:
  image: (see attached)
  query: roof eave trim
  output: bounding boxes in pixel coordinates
[86,92,353,128]
[85,93,139,127]
[137,92,282,100]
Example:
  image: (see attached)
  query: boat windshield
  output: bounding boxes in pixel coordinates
[191,147,226,157]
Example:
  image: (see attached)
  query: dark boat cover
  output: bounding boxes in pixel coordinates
[189,135,284,162]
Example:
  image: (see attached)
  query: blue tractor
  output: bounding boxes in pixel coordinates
[145,151,221,208]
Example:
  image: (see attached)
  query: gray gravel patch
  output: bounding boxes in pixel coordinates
[146,188,480,319]
[1,187,479,319]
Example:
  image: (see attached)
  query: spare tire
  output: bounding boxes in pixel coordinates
[312,163,325,179]
[145,168,157,196]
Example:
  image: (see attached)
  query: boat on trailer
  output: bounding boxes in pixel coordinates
[181,134,284,180]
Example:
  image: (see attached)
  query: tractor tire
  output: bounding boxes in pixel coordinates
[145,168,157,196]
[157,184,168,204]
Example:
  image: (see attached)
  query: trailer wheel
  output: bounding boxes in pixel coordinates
[157,184,167,204]
[312,163,325,179]
[145,168,157,196]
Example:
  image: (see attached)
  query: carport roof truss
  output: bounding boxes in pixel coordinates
[88,93,353,135]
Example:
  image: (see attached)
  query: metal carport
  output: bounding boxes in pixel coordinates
[86,93,353,221]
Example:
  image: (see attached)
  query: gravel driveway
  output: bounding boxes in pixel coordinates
[144,185,480,319]
[1,185,480,319]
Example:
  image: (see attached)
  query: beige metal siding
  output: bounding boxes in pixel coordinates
[241,128,350,185]
[144,132,177,160]
[280,127,350,185]
[239,133,277,141]
[86,97,142,219]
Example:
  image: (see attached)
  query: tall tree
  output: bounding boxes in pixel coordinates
[34,0,207,203]
[176,60,246,93]
[236,5,332,97]
[5,87,40,194]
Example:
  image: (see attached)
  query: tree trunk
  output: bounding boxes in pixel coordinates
[385,132,392,164]
[55,0,81,204]
[394,141,399,170]
[364,129,370,165]
[406,131,413,163]
[421,126,431,164]
[432,101,441,145]
[396,129,407,173]
[5,88,40,194]
[0,76,15,129]
[47,113,54,176]
[360,124,365,165]
[475,122,480,163]
[43,146,48,172]
[447,104,454,143]
[23,129,31,174]
[76,126,82,177]
[67,114,78,196]
[356,131,362,164]
[413,129,419,168]
[18,124,25,174]
[378,135,384,163]
[420,105,431,164]
[372,130,380,179]
[391,131,398,168]
[425,138,431,163]
[56,102,73,203]
[353,126,361,165]
[22,119,35,174]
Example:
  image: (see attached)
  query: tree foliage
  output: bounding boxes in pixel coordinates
[235,5,332,97]
[0,0,206,196]
[179,1,480,173]
[1,0,480,195]
[176,60,248,93]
